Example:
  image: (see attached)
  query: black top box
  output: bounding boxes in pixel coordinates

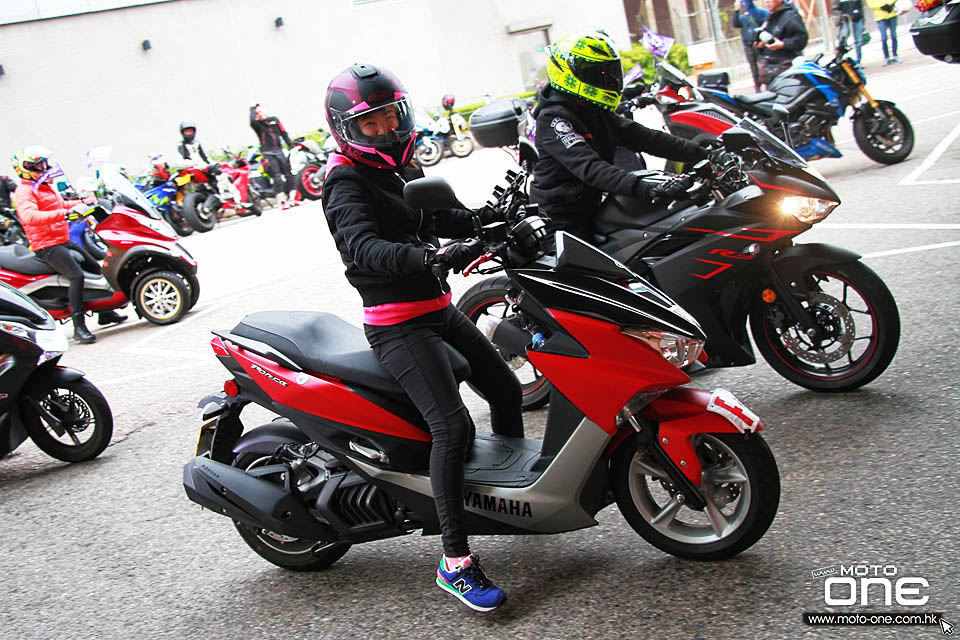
[469,98,526,148]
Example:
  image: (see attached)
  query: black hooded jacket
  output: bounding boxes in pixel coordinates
[322,157,476,307]
[759,5,809,63]
[529,85,704,239]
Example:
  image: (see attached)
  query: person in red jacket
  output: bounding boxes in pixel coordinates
[10,146,125,343]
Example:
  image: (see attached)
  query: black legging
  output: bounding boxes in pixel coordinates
[36,242,98,315]
[262,151,294,194]
[364,304,523,557]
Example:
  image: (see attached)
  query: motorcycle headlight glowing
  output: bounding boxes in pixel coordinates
[781,196,838,224]
[623,329,705,369]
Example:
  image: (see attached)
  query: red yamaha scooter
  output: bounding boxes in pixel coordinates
[0,166,200,325]
[182,155,780,574]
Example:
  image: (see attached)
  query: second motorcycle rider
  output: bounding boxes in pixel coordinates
[321,63,523,612]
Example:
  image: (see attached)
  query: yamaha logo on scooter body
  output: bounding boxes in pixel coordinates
[464,491,533,518]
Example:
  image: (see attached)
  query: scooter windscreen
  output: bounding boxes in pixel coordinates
[99,165,164,219]
[736,118,808,168]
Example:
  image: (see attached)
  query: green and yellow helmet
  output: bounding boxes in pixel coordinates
[546,29,624,111]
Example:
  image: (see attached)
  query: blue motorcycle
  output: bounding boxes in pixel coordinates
[687,34,914,164]
[135,159,195,237]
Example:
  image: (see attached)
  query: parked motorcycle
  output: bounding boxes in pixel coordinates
[0,165,200,325]
[182,160,779,571]
[459,123,900,410]
[414,110,475,167]
[134,156,196,237]
[291,137,335,201]
[657,39,914,164]
[0,280,113,462]
[182,151,263,232]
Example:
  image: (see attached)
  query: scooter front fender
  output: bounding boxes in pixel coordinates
[644,387,764,485]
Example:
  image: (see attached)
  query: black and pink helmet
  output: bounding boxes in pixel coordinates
[324,63,417,170]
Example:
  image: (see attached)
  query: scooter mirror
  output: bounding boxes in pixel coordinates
[403,176,459,209]
[518,138,538,171]
[721,127,755,152]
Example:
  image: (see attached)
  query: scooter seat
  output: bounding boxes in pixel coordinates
[0,244,55,276]
[230,311,472,397]
[733,91,778,104]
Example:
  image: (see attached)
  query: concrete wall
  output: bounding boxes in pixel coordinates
[0,0,630,180]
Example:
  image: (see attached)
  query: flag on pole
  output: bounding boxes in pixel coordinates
[641,26,675,59]
[623,63,646,86]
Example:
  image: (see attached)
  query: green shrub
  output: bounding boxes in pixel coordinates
[620,41,692,84]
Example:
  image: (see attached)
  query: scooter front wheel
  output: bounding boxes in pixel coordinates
[612,432,780,560]
[132,270,190,324]
[450,137,474,158]
[19,378,113,462]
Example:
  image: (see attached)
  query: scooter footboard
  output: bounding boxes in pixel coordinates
[645,387,764,485]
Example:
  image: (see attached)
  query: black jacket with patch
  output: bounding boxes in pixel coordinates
[321,158,475,307]
[759,5,809,64]
[529,85,704,238]
[250,107,293,153]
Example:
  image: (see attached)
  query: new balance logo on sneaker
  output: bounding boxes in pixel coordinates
[435,554,506,612]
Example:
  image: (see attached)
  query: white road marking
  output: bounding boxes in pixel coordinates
[899,120,960,185]
[96,361,213,386]
[863,240,960,258]
[121,292,243,355]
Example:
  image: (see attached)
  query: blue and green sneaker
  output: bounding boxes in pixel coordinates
[435,554,507,612]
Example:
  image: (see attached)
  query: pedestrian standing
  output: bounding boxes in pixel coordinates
[837,0,866,63]
[866,0,901,64]
[733,0,770,91]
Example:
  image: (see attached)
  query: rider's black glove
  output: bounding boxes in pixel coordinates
[476,205,504,226]
[649,175,695,203]
[427,239,483,274]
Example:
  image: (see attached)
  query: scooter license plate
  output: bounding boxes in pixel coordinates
[706,388,761,433]
[175,174,191,186]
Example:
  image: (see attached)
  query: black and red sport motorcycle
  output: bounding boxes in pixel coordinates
[182,166,780,572]
[458,122,899,409]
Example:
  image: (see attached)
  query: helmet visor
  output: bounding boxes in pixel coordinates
[23,157,50,174]
[340,99,416,149]
[568,57,624,92]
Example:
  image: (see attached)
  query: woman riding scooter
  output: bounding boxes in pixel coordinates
[10,146,125,343]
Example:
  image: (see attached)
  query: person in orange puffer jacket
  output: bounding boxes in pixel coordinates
[10,146,125,343]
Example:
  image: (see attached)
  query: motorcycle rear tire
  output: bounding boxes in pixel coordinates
[853,101,914,165]
[450,137,474,158]
[182,191,217,232]
[165,210,194,237]
[231,427,352,571]
[456,276,552,410]
[19,378,113,463]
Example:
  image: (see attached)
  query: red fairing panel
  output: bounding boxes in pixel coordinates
[527,309,690,435]
[645,387,765,484]
[669,111,734,136]
[224,341,430,442]
[0,270,41,289]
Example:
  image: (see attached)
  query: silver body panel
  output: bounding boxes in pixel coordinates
[349,417,612,533]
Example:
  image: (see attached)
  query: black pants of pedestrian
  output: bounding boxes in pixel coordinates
[36,242,97,314]
[262,151,293,195]
[364,304,523,557]
[743,43,763,90]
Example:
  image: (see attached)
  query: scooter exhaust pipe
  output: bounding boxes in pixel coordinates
[183,457,329,540]
[476,314,531,357]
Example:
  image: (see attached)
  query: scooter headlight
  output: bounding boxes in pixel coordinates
[623,329,704,369]
[0,321,69,363]
[781,196,838,224]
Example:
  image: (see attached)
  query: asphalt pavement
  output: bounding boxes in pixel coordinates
[1,46,958,640]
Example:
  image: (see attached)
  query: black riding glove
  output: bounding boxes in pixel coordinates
[428,240,483,274]
[649,175,695,203]
[476,205,504,226]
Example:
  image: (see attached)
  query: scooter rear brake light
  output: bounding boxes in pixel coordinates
[223,380,239,397]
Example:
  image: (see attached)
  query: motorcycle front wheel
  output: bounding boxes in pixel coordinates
[296,163,325,200]
[232,427,351,571]
[853,100,914,165]
[612,432,780,560]
[164,209,194,237]
[750,260,900,391]
[416,138,443,167]
[457,277,552,410]
[20,378,113,462]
